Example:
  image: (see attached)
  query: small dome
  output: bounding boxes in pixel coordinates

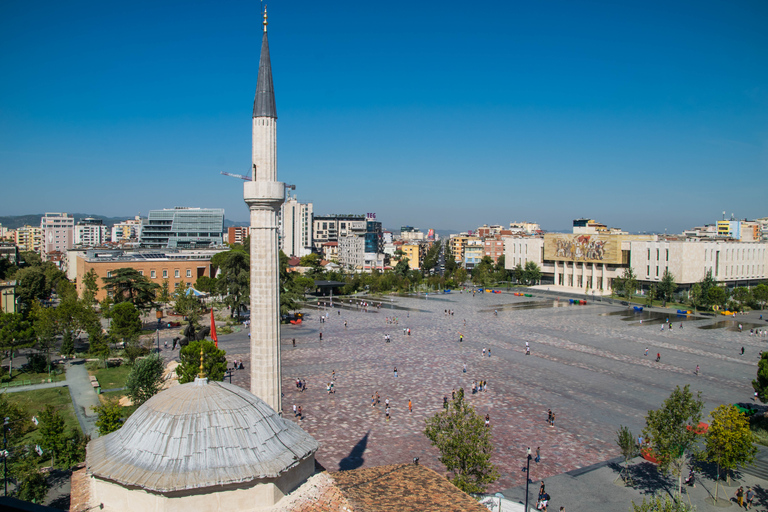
[86,380,318,493]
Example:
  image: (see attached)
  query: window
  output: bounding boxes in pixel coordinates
[666,249,669,262]
[162,270,168,278]
[186,269,192,278]
[139,270,144,276]
[647,265,650,276]
[656,267,659,277]
[107,271,112,278]
[175,270,180,278]
[174,282,180,288]
[151,270,156,278]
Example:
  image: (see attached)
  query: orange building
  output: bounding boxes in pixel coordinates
[75,250,218,302]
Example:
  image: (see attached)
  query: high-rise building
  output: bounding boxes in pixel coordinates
[226,226,249,246]
[41,212,74,260]
[338,235,365,270]
[312,214,366,251]
[364,218,383,254]
[140,207,224,249]
[279,195,313,257]
[75,218,108,247]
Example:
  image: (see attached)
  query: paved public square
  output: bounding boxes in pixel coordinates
[215,291,766,493]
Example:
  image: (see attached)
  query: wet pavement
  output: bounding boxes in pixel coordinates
[212,292,766,492]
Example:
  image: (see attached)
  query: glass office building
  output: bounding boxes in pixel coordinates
[140,208,225,249]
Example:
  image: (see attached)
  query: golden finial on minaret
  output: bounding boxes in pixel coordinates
[263,5,268,33]
[198,345,205,379]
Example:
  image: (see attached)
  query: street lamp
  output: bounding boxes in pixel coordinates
[524,447,532,512]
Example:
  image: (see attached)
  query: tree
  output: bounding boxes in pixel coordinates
[87,321,110,368]
[731,287,752,312]
[423,389,499,494]
[523,261,541,286]
[125,354,164,406]
[421,242,442,275]
[703,404,756,502]
[157,278,171,305]
[298,252,322,269]
[698,270,717,308]
[394,258,410,277]
[616,425,639,484]
[0,312,35,378]
[14,266,50,311]
[194,275,216,293]
[13,452,49,504]
[173,282,205,327]
[0,393,33,442]
[688,283,702,313]
[176,340,227,384]
[94,399,124,435]
[102,267,159,311]
[642,385,704,497]
[752,283,768,311]
[215,250,250,318]
[81,268,100,307]
[658,269,677,306]
[620,268,638,301]
[37,405,66,467]
[512,263,524,284]
[30,300,57,373]
[109,302,142,346]
[646,284,656,307]
[707,286,727,309]
[752,351,768,403]
[630,495,693,512]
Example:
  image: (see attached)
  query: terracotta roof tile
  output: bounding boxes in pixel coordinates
[329,463,487,512]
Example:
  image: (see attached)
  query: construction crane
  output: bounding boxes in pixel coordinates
[220,164,256,181]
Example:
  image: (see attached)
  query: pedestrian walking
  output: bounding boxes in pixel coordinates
[394,366,398,378]
[488,348,491,357]
[408,399,412,413]
[547,409,552,425]
[550,412,556,427]
[483,348,486,357]
[463,363,467,373]
[741,346,745,355]
[297,405,303,420]
[644,347,649,356]
[695,365,699,375]
[736,486,744,507]
[319,332,323,341]
[293,404,297,417]
[535,447,541,463]
[485,414,490,427]
[385,406,390,420]
[746,487,755,509]
[292,338,296,347]
[656,353,661,362]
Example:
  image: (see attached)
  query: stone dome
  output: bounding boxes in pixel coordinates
[86,379,319,493]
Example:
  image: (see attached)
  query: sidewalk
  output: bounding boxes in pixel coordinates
[497,449,768,512]
[65,360,103,439]
[1,380,68,393]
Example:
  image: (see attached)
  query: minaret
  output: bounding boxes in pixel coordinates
[245,6,285,414]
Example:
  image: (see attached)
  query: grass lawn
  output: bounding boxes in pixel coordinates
[89,363,131,390]
[1,368,66,386]
[5,387,82,443]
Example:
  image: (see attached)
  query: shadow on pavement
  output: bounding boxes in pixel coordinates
[338,431,369,471]
[625,461,674,498]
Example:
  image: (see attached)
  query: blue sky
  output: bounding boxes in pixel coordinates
[1,0,766,234]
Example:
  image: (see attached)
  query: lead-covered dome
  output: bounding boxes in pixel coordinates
[86,379,318,493]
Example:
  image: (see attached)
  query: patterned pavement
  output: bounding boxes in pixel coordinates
[213,292,765,492]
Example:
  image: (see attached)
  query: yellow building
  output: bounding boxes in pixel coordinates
[401,244,421,270]
[15,225,43,253]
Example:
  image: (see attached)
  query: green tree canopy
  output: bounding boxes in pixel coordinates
[424,389,499,494]
[37,404,66,467]
[658,269,677,306]
[94,399,124,436]
[215,250,250,318]
[642,384,704,497]
[524,261,541,286]
[0,312,35,377]
[173,282,205,327]
[630,495,694,512]
[125,354,165,406]
[109,302,142,346]
[752,283,768,311]
[176,339,227,384]
[752,351,768,403]
[703,404,756,502]
[616,425,639,484]
[707,286,728,309]
[81,268,100,307]
[102,267,159,311]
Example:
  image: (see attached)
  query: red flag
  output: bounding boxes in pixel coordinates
[210,308,218,348]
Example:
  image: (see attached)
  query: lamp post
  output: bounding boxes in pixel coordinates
[524,447,532,512]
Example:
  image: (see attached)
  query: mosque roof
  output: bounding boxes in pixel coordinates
[253,29,277,119]
[86,379,318,493]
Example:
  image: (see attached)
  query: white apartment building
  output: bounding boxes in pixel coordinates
[41,212,74,260]
[75,218,108,247]
[312,215,366,251]
[338,235,364,270]
[279,195,313,257]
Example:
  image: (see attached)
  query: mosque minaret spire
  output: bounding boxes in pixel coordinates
[245,5,285,414]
